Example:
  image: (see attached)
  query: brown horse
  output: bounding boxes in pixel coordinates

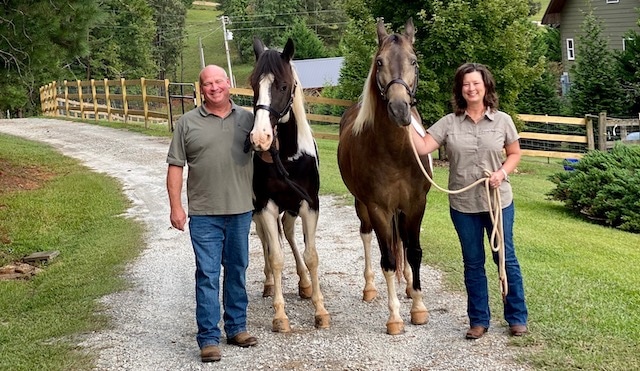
[248,37,330,332]
[337,18,432,335]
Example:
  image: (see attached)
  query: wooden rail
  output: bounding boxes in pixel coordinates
[40,78,601,159]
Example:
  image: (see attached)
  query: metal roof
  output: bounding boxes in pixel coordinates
[292,57,344,89]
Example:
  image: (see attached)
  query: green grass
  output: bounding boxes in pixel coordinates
[0,134,145,371]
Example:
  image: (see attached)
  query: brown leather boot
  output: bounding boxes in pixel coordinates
[200,345,221,362]
[465,325,488,339]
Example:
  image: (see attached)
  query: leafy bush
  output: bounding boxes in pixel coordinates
[547,143,640,233]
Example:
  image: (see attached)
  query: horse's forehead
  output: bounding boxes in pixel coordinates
[378,35,413,59]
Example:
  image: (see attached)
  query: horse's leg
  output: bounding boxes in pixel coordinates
[397,213,412,298]
[402,247,413,298]
[370,208,404,335]
[298,201,330,329]
[403,209,428,326]
[254,216,274,297]
[256,202,290,332]
[355,199,377,302]
[281,212,312,299]
[382,268,404,335]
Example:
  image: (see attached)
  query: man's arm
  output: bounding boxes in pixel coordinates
[167,164,187,231]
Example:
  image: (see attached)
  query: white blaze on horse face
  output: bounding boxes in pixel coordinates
[251,73,275,151]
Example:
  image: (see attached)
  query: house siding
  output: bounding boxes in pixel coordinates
[558,0,640,71]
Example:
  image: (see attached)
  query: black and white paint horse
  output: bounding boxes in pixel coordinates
[248,37,330,332]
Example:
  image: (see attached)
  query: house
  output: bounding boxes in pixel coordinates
[542,0,640,73]
[292,57,344,93]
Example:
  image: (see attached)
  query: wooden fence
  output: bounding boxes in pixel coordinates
[40,77,623,159]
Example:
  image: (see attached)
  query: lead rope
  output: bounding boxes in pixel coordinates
[406,126,508,301]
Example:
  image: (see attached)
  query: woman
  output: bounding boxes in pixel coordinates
[411,63,528,339]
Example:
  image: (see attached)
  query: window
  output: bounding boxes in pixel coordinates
[623,37,634,51]
[566,38,575,61]
[606,0,620,4]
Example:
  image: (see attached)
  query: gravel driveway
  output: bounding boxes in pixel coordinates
[0,118,530,370]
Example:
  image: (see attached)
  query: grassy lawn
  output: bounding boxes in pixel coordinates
[0,134,145,371]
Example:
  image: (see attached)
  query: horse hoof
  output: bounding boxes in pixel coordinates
[314,314,331,329]
[405,287,412,299]
[386,321,405,335]
[362,289,377,302]
[299,285,312,299]
[272,318,291,333]
[410,310,429,325]
[262,285,274,297]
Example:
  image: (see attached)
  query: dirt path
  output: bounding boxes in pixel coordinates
[0,118,530,370]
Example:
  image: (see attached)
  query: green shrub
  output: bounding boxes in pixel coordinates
[547,143,640,233]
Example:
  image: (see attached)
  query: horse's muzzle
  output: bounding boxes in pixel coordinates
[250,131,273,152]
[387,100,411,126]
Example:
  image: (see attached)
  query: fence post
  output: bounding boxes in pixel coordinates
[104,78,111,122]
[77,80,84,119]
[121,78,128,124]
[164,79,171,131]
[585,115,594,151]
[195,81,202,107]
[91,79,98,121]
[141,77,148,128]
[598,111,607,151]
[39,85,46,115]
[64,80,70,117]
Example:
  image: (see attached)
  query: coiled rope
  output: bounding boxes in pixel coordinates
[407,126,508,300]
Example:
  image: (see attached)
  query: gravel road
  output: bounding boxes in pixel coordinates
[0,118,530,370]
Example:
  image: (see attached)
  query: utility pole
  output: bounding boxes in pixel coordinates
[198,37,205,70]
[220,16,234,88]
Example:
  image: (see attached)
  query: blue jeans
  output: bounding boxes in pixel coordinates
[189,212,252,348]
[450,202,528,328]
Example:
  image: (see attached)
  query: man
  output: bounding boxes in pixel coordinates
[166,65,257,363]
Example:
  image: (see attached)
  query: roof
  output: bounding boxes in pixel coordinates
[541,0,566,25]
[292,57,344,89]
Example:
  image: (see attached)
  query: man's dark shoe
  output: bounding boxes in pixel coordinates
[509,325,528,337]
[227,331,258,347]
[200,345,221,362]
[465,325,488,340]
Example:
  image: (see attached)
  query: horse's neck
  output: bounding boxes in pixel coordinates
[276,113,299,160]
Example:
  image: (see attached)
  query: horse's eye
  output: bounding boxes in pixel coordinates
[280,85,287,92]
[376,59,383,67]
[411,59,417,66]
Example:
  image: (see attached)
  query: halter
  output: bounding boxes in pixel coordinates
[253,81,297,122]
[376,64,419,107]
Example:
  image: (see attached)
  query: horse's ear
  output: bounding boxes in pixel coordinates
[253,37,266,61]
[404,18,415,44]
[282,38,295,62]
[376,18,388,46]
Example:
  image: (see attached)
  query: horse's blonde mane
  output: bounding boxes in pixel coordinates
[352,59,378,135]
[290,65,317,157]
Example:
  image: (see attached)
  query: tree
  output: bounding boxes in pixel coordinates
[417,0,543,127]
[0,0,99,116]
[65,0,157,80]
[616,30,640,115]
[282,19,327,59]
[517,26,562,115]
[568,11,625,116]
[331,0,378,101]
[150,0,189,80]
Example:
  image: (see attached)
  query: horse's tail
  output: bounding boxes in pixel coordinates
[392,212,404,282]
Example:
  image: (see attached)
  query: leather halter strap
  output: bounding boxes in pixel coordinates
[376,65,419,106]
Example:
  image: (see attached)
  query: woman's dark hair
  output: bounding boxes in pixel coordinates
[451,63,499,115]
